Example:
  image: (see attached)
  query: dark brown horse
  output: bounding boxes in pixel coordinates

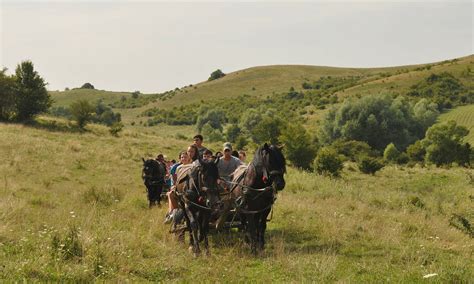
[142,158,166,207]
[225,143,286,254]
[175,159,220,256]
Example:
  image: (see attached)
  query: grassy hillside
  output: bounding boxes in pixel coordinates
[50,89,132,108]
[48,55,473,125]
[439,104,474,144]
[1,121,472,282]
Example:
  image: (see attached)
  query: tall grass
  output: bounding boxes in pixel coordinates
[0,122,473,282]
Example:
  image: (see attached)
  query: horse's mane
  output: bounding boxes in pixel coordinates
[253,144,286,173]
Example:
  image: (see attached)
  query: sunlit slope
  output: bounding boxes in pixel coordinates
[50,89,132,107]
[439,104,474,144]
[337,55,473,98]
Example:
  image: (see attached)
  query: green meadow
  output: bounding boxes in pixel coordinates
[0,120,473,282]
[2,54,473,282]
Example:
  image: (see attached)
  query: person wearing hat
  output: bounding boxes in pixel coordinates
[217,142,243,182]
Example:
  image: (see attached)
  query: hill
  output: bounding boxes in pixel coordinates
[0,121,472,281]
[439,104,474,144]
[48,55,473,127]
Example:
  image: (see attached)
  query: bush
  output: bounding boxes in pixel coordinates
[318,94,438,151]
[422,120,471,166]
[314,147,343,177]
[80,82,95,89]
[280,124,316,169]
[383,143,400,163]
[406,140,426,163]
[331,140,376,162]
[358,156,384,175]
[69,100,95,129]
[109,122,124,137]
[0,68,17,121]
[208,69,225,81]
[225,124,241,143]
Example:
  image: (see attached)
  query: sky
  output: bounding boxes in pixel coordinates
[1,1,472,93]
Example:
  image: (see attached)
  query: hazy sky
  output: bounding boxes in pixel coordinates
[1,1,472,93]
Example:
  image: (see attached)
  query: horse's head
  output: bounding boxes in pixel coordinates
[189,158,220,206]
[142,158,161,179]
[259,143,286,191]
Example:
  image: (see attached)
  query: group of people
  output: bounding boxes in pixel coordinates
[153,134,247,224]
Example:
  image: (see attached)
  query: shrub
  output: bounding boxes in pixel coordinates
[80,82,95,89]
[422,120,471,166]
[109,122,124,137]
[318,94,437,151]
[69,100,94,129]
[208,69,225,81]
[314,147,343,177]
[383,143,400,163]
[280,124,316,169]
[0,68,17,121]
[358,156,384,175]
[331,140,376,162]
[406,140,426,162]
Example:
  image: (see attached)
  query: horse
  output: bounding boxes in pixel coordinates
[221,143,286,254]
[174,159,220,256]
[141,158,166,208]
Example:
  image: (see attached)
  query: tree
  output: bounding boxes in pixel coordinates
[225,124,241,143]
[132,91,140,99]
[383,143,400,163]
[80,83,95,89]
[70,100,95,129]
[280,124,316,169]
[14,61,51,121]
[406,140,426,162]
[0,68,17,121]
[201,122,224,142]
[314,147,343,177]
[208,69,225,81]
[422,120,471,166]
[251,116,285,145]
[358,156,384,175]
[318,94,436,151]
[196,109,226,132]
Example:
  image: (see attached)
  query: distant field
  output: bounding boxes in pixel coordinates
[50,89,131,107]
[0,122,473,282]
[439,104,474,144]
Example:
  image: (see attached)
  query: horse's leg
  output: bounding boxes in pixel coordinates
[246,214,258,255]
[145,184,154,208]
[258,209,270,251]
[184,205,200,256]
[202,211,210,256]
[156,184,162,206]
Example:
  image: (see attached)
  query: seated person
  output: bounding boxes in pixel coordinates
[203,149,213,161]
[164,144,200,224]
[217,142,243,189]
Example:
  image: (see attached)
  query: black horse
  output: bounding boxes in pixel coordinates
[142,158,166,208]
[175,159,220,256]
[228,143,286,254]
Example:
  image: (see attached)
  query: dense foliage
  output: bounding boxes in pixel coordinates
[422,120,471,166]
[318,94,439,151]
[280,124,316,169]
[407,72,472,110]
[314,147,343,177]
[0,61,51,121]
[208,69,226,81]
[80,82,95,89]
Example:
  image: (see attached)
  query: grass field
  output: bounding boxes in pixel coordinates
[439,104,474,145]
[1,121,473,282]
